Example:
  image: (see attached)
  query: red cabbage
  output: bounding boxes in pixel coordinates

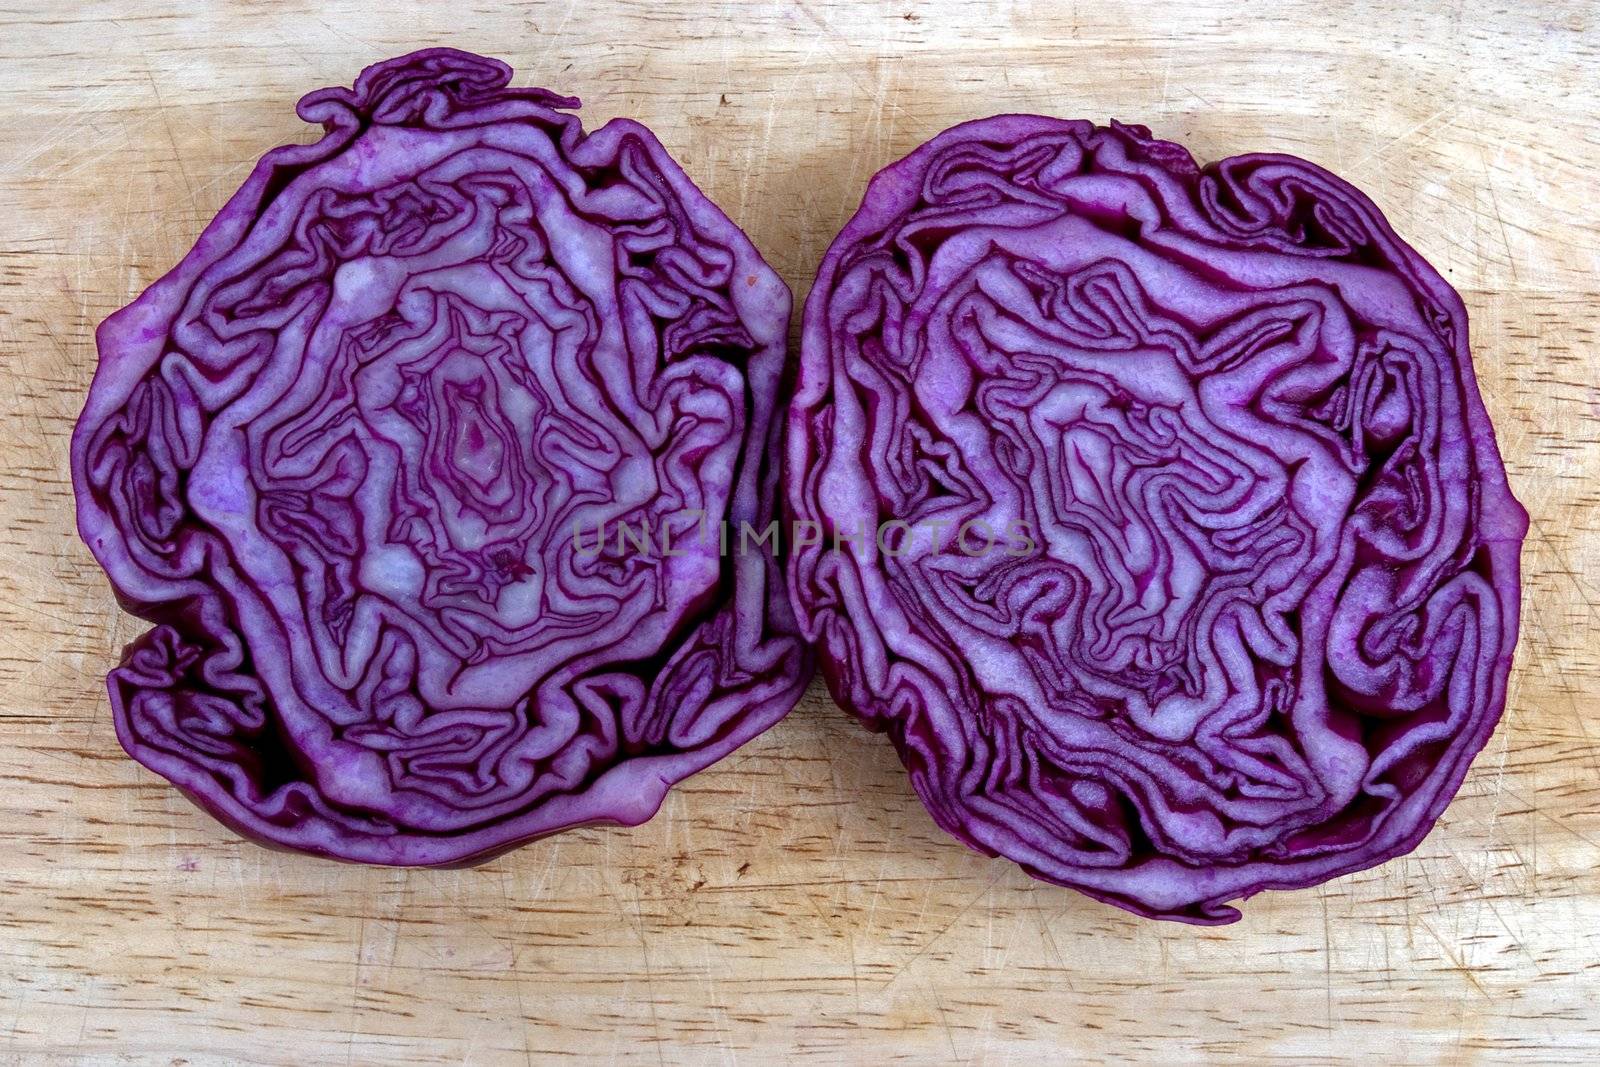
[72,50,808,864]
[786,116,1526,923]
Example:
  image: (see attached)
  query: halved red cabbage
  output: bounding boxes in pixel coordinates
[73,49,808,864]
[786,116,1526,923]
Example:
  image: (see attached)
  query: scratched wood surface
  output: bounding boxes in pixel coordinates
[1,1,1597,1063]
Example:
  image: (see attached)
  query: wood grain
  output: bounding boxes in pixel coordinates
[2,1,1597,1062]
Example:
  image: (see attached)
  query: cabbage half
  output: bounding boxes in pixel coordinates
[73,50,809,864]
[786,116,1526,923]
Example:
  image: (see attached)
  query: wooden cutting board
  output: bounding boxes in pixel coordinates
[3,1,1596,1062]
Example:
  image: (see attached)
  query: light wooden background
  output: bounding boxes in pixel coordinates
[2,1,1597,1063]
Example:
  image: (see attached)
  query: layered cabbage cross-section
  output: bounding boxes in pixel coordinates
[787,117,1526,922]
[73,50,808,864]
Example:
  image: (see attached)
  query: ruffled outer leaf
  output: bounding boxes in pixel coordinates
[73,49,809,865]
[786,116,1526,923]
